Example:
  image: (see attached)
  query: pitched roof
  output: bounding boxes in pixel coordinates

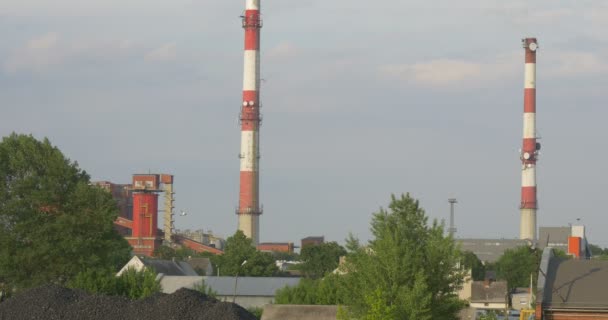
[538,227,570,250]
[542,258,608,309]
[184,258,212,271]
[141,257,198,276]
[458,239,530,263]
[471,281,508,303]
[160,276,301,296]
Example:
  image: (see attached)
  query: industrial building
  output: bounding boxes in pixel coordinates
[457,239,530,263]
[159,276,300,308]
[535,248,608,319]
[175,229,226,251]
[92,181,132,236]
[301,236,325,248]
[257,242,295,253]
[96,173,222,257]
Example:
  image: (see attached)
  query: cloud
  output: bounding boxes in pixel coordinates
[144,43,177,62]
[26,32,59,50]
[3,32,62,72]
[2,33,138,73]
[548,52,608,77]
[379,53,519,88]
[267,42,299,59]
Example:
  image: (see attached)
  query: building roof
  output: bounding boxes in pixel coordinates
[117,256,199,276]
[184,258,212,272]
[458,239,530,263]
[538,227,570,250]
[541,257,608,309]
[141,257,198,276]
[471,281,508,303]
[160,276,301,296]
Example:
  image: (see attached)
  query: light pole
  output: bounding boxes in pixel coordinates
[233,260,247,303]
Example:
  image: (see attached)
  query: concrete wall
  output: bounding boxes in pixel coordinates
[458,270,472,301]
[261,305,338,320]
[216,295,273,309]
[470,302,507,310]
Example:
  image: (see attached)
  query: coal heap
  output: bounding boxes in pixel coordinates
[0,285,257,320]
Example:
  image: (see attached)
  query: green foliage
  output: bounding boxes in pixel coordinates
[338,194,465,320]
[495,246,541,290]
[479,311,499,320]
[275,273,347,305]
[212,231,278,277]
[0,134,131,291]
[69,267,161,299]
[247,307,263,319]
[462,251,486,281]
[192,279,217,298]
[299,242,346,279]
[589,244,607,256]
[272,251,300,262]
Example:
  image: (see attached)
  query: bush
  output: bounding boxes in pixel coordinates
[69,267,161,299]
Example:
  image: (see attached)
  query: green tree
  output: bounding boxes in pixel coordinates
[0,134,131,291]
[247,307,263,320]
[212,230,278,277]
[495,246,541,290]
[275,273,347,305]
[69,267,161,299]
[338,194,465,320]
[272,251,300,262]
[462,251,485,281]
[192,279,217,298]
[299,242,346,279]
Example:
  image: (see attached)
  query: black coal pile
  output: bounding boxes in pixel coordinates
[0,285,258,320]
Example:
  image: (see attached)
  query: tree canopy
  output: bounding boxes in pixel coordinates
[299,242,346,279]
[0,134,132,290]
[495,246,541,290]
[212,230,278,277]
[462,251,485,281]
[69,268,161,299]
[277,194,466,319]
[338,194,466,320]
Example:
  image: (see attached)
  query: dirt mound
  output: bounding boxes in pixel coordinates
[0,285,257,320]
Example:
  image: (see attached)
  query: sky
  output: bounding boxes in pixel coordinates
[1,0,607,247]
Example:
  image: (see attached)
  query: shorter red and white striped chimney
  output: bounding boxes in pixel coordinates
[520,38,539,241]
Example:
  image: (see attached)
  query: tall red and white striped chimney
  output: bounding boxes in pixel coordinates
[520,37,539,241]
[237,0,262,245]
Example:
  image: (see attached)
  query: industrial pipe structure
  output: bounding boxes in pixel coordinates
[520,38,539,241]
[237,0,263,245]
[448,198,457,237]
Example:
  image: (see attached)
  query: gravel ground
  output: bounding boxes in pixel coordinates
[0,285,257,320]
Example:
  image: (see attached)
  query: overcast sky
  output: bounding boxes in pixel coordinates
[1,0,607,247]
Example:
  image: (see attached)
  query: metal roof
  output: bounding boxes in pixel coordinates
[160,276,301,296]
[543,258,608,309]
[141,257,198,276]
[457,239,530,263]
[538,227,570,250]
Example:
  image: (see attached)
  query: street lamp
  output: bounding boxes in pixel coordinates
[233,260,248,303]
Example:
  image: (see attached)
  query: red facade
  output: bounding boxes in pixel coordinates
[132,193,158,238]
